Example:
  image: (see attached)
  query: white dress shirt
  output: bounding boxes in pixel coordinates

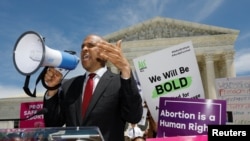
[126,124,143,139]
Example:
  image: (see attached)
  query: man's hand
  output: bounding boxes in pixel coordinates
[97,40,131,79]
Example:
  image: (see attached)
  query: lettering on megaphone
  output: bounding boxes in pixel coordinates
[13,31,80,97]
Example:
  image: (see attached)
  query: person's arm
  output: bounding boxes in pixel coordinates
[98,39,143,122]
[120,73,143,123]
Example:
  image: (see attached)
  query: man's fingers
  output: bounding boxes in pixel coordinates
[116,40,122,49]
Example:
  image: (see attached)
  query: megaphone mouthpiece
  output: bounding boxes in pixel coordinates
[42,46,79,70]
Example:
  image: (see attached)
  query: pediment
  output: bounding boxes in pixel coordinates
[104,16,239,42]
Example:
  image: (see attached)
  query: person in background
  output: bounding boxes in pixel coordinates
[126,123,143,139]
[43,34,143,141]
[144,101,157,138]
[124,135,131,141]
[131,136,146,141]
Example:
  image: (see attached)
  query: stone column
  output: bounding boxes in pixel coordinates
[198,62,208,98]
[223,50,236,77]
[204,53,217,99]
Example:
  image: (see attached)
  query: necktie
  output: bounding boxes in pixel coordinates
[82,73,96,118]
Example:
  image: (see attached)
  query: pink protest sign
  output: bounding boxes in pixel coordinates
[146,135,207,141]
[19,101,45,128]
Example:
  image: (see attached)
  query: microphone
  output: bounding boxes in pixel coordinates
[0,108,48,121]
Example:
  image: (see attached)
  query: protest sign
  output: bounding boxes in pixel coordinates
[133,41,205,121]
[157,97,226,137]
[146,135,207,141]
[215,76,250,124]
[19,101,44,128]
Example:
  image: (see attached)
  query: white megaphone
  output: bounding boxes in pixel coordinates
[13,31,80,97]
[13,31,79,75]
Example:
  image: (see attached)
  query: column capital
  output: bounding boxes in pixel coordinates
[203,53,214,62]
[222,50,235,60]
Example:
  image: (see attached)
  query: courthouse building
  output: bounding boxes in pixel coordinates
[103,16,239,99]
[0,16,239,127]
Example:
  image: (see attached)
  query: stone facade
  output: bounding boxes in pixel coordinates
[0,97,43,126]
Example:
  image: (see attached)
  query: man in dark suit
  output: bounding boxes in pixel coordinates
[43,34,143,141]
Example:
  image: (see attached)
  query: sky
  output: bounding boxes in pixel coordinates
[0,0,250,99]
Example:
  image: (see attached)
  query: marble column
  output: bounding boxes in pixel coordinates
[204,53,217,99]
[223,50,236,77]
[198,62,208,98]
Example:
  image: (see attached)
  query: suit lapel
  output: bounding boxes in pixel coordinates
[74,75,86,125]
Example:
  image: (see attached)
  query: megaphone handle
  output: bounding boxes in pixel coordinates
[23,75,37,97]
[22,67,61,97]
[40,67,61,90]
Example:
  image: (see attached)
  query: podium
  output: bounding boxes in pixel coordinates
[0,126,104,141]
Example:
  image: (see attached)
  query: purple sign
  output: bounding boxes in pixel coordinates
[157,97,226,137]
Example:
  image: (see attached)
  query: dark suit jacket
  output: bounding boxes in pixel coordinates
[43,70,143,141]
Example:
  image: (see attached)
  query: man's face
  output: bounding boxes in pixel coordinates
[81,35,105,72]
